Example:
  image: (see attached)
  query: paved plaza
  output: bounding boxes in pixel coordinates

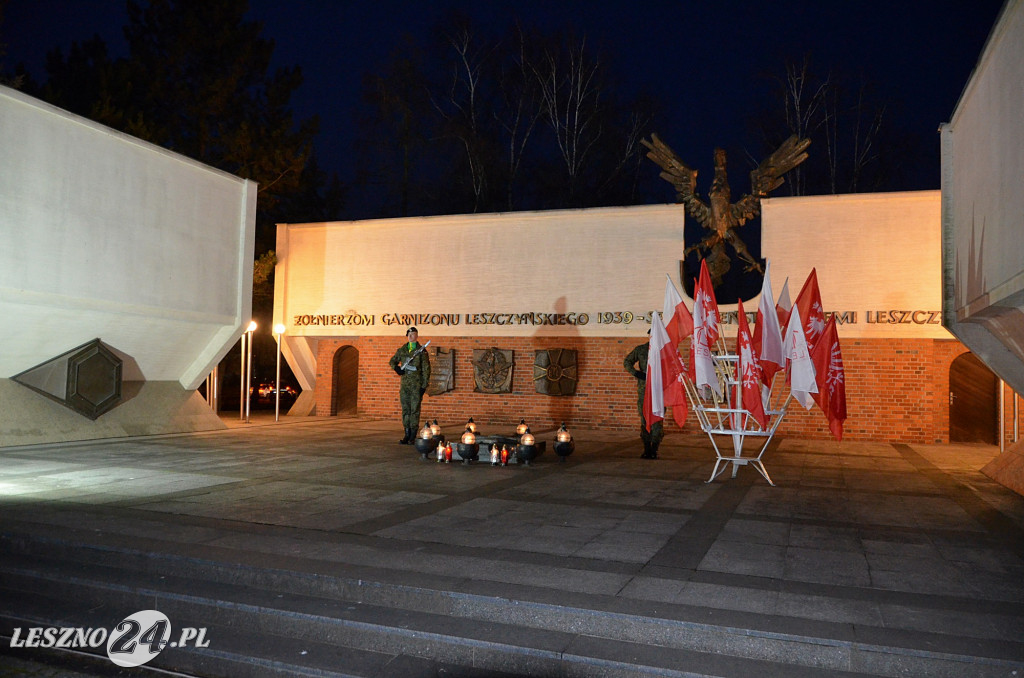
[0,415,1022,676]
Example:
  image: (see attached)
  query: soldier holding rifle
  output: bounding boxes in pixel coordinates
[389,327,431,444]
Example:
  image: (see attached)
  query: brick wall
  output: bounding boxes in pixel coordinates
[314,335,1023,444]
[778,338,963,444]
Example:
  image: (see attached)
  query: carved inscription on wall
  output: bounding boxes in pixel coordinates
[427,347,454,396]
[472,348,513,394]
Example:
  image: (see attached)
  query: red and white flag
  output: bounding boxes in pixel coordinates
[661,276,690,427]
[810,316,847,440]
[776,277,792,331]
[663,275,694,347]
[692,259,722,398]
[783,303,818,409]
[643,311,688,430]
[794,268,826,354]
[736,299,768,430]
[794,268,829,404]
[752,261,784,386]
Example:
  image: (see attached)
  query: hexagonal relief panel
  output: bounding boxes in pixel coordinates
[12,338,124,420]
[66,342,123,419]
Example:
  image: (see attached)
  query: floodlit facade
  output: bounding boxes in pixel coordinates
[273,193,1023,444]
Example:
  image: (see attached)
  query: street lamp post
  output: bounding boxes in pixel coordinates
[239,332,246,421]
[274,323,285,422]
[206,365,219,412]
[245,320,257,423]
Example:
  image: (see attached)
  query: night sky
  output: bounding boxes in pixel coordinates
[2,0,1005,206]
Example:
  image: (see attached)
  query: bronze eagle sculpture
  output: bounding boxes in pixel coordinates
[641,134,810,287]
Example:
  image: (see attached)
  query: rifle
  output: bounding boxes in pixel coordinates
[400,340,431,372]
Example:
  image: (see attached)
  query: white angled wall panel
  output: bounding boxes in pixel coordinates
[941,0,1024,395]
[0,86,256,389]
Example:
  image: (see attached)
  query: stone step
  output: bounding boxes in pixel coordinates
[0,586,421,678]
[0,582,870,678]
[2,531,1022,677]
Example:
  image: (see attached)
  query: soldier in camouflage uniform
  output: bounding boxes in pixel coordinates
[624,337,663,459]
[389,327,431,444]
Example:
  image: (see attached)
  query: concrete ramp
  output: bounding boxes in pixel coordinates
[0,379,225,448]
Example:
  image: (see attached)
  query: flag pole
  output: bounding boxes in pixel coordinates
[708,365,729,431]
[763,370,778,411]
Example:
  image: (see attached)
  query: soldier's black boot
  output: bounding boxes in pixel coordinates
[399,427,411,445]
[649,440,660,460]
[641,439,652,459]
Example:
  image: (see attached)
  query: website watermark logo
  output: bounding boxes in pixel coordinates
[9,609,209,668]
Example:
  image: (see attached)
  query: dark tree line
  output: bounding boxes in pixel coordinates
[4,0,344,266]
[749,54,920,196]
[0,0,16,88]
[355,15,663,218]
[2,2,912,229]
[2,3,914,299]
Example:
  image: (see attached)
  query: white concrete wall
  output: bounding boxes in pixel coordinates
[0,86,256,390]
[274,203,687,342]
[762,190,947,340]
[276,194,944,340]
[274,205,687,391]
[941,0,1024,395]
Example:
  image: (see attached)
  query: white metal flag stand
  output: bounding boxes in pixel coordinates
[684,351,791,486]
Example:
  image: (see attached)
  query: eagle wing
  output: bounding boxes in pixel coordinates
[733,135,811,224]
[642,133,711,228]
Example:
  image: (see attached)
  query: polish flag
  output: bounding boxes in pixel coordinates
[752,261,785,386]
[736,299,769,430]
[661,276,690,427]
[692,259,722,398]
[811,316,847,440]
[794,268,829,402]
[643,311,687,430]
[663,275,694,347]
[783,303,818,409]
[776,277,792,331]
[794,268,826,353]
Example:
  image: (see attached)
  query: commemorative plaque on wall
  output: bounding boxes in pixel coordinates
[472,348,514,394]
[533,349,578,396]
[427,347,454,396]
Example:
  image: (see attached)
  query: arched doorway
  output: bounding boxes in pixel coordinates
[331,346,359,416]
[949,352,997,443]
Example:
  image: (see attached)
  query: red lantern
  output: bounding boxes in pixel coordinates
[444,443,453,463]
[500,445,509,466]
